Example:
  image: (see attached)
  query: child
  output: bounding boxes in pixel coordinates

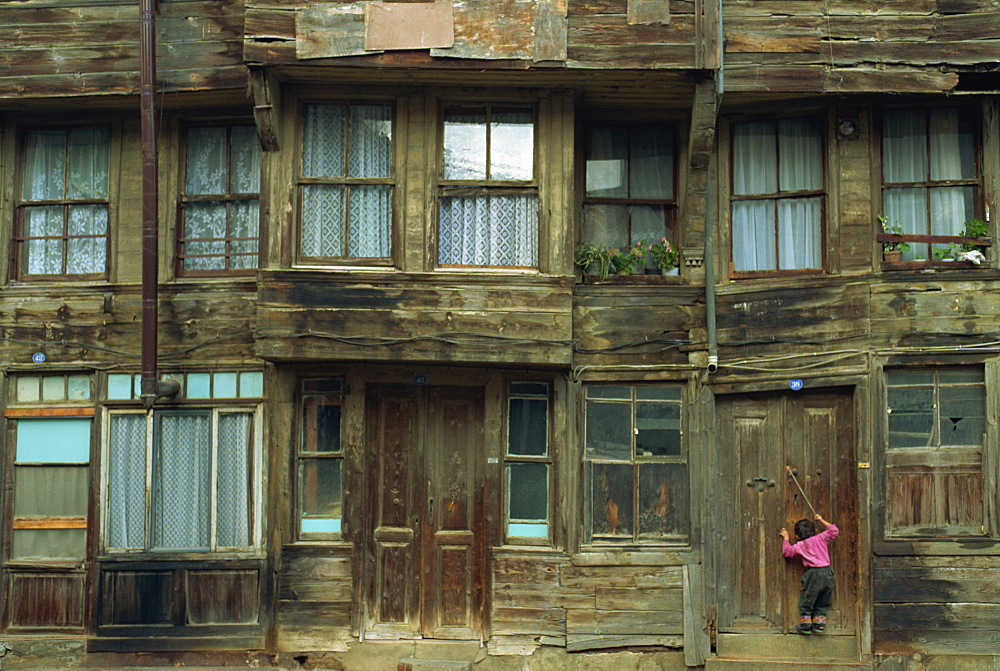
[779,513,839,634]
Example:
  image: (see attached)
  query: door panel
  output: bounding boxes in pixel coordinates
[717,391,858,635]
[365,385,486,640]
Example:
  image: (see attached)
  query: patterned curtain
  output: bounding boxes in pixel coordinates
[438,194,538,266]
[154,414,211,550]
[107,414,148,550]
[216,412,252,548]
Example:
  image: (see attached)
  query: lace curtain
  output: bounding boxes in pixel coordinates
[301,104,392,258]
[21,128,109,275]
[883,108,975,260]
[732,119,822,272]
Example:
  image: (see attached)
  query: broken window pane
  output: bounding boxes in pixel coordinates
[590,463,633,538]
[635,401,680,457]
[638,463,689,539]
[508,463,547,522]
[585,400,631,460]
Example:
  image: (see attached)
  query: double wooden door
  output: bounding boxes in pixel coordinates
[363,384,487,640]
[716,390,859,636]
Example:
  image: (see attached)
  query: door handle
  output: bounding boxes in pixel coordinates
[428,497,434,523]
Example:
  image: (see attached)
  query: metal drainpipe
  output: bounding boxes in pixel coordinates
[705,0,723,374]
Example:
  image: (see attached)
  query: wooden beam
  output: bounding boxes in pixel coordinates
[249,66,282,152]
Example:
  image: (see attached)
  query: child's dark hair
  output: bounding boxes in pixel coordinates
[794,519,815,540]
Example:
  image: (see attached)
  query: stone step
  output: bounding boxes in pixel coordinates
[716,632,859,660]
[706,657,872,671]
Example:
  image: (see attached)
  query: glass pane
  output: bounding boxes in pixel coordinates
[631,205,667,246]
[630,126,674,199]
[17,418,91,463]
[13,529,86,560]
[777,118,822,191]
[299,458,343,521]
[16,376,40,402]
[929,107,976,181]
[108,414,147,549]
[15,465,88,516]
[585,400,631,460]
[888,370,935,386]
[635,402,681,457]
[186,372,211,398]
[68,374,91,400]
[67,128,110,199]
[107,374,134,400]
[67,206,108,273]
[590,463,633,538]
[883,109,928,183]
[42,376,65,401]
[939,385,985,446]
[884,187,929,259]
[438,194,538,267]
[217,413,252,548]
[507,397,547,456]
[938,368,984,385]
[303,104,345,177]
[23,130,66,200]
[732,199,776,271]
[301,184,346,257]
[348,104,392,179]
[587,385,631,400]
[186,126,228,195]
[239,371,264,398]
[733,121,777,195]
[443,111,487,180]
[586,126,627,198]
[347,184,392,257]
[490,110,533,181]
[638,463,688,539]
[229,125,261,194]
[888,410,934,449]
[154,413,211,550]
[510,382,547,396]
[214,372,238,398]
[888,386,933,412]
[303,397,342,453]
[508,463,548,522]
[777,196,822,270]
[582,204,628,249]
[636,386,682,401]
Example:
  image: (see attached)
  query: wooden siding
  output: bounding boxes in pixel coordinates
[276,551,354,651]
[0,0,248,100]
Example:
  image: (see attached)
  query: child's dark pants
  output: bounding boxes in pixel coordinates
[799,566,835,617]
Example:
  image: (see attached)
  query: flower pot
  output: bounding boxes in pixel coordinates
[660,267,679,276]
[883,250,902,263]
[616,268,630,276]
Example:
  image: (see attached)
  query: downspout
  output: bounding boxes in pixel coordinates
[705,0,723,374]
[139,0,179,407]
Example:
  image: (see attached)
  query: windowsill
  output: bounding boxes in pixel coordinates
[579,273,683,284]
[573,547,696,566]
[881,259,988,271]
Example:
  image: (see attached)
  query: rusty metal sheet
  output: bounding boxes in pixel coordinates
[627,0,670,25]
[431,0,535,60]
[296,3,383,60]
[534,0,567,62]
[364,2,454,51]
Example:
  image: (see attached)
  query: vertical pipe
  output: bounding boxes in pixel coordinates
[140,0,159,408]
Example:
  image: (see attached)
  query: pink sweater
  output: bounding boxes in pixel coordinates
[782,524,839,568]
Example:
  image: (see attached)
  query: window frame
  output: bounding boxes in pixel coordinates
[295,97,398,267]
[728,114,827,278]
[295,378,345,542]
[503,381,552,546]
[436,102,540,270]
[101,406,262,556]
[13,123,115,281]
[582,383,689,547]
[581,121,679,253]
[176,120,262,277]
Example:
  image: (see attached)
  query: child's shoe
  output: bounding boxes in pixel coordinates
[811,616,826,633]
[796,616,813,634]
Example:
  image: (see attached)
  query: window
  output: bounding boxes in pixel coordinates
[178,124,260,275]
[885,368,985,537]
[505,382,550,543]
[11,417,90,560]
[438,105,537,268]
[16,127,110,278]
[297,379,343,538]
[584,385,688,544]
[106,409,257,552]
[299,103,394,262]
[731,117,823,273]
[583,124,676,253]
[882,107,980,261]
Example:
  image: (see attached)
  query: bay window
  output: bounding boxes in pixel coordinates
[731,117,824,273]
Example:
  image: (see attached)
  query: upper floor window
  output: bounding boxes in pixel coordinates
[882,107,980,261]
[583,124,676,253]
[16,127,110,279]
[299,103,394,263]
[438,105,537,268]
[583,384,689,545]
[178,124,260,276]
[731,117,824,274]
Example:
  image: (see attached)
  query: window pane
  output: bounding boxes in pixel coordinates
[348,184,392,257]
[154,414,211,550]
[303,398,342,453]
[939,386,985,446]
[214,372,238,398]
[438,194,538,266]
[302,184,346,256]
[888,369,935,387]
[68,374,91,400]
[777,118,822,191]
[636,386,682,401]
[23,130,67,200]
[508,397,547,456]
[777,196,822,269]
[635,402,680,457]
[15,465,88,517]
[217,413,252,548]
[939,368,984,385]
[638,462,688,539]
[590,463,633,537]
[13,529,86,560]
[17,418,91,463]
[733,121,777,195]
[443,111,487,180]
[582,204,628,249]
[490,111,533,181]
[587,385,631,400]
[303,104,346,177]
[510,382,547,396]
[348,105,392,179]
[585,400,631,460]
[508,462,548,521]
[929,107,975,181]
[732,199,776,271]
[42,376,65,401]
[186,127,228,195]
[630,126,673,199]
[108,414,147,549]
[16,376,40,402]
[230,125,261,193]
[884,109,928,183]
[299,459,343,522]
[586,126,627,198]
[67,128,110,199]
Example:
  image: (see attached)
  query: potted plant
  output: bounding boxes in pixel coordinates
[646,237,680,275]
[610,243,646,275]
[879,215,910,263]
[574,241,612,280]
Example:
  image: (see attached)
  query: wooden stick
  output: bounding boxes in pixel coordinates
[786,466,817,517]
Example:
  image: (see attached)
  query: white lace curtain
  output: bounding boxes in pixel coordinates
[21,128,109,275]
[731,119,822,272]
[883,108,975,260]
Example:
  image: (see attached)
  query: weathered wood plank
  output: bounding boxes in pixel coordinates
[566,608,682,635]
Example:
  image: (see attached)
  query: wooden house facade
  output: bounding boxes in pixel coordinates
[0,0,999,669]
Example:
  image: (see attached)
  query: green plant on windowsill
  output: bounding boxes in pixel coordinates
[933,218,988,262]
[574,241,612,280]
[610,243,646,275]
[879,215,911,255]
[959,217,988,252]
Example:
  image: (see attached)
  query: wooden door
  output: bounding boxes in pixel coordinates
[363,384,486,640]
[716,390,858,635]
